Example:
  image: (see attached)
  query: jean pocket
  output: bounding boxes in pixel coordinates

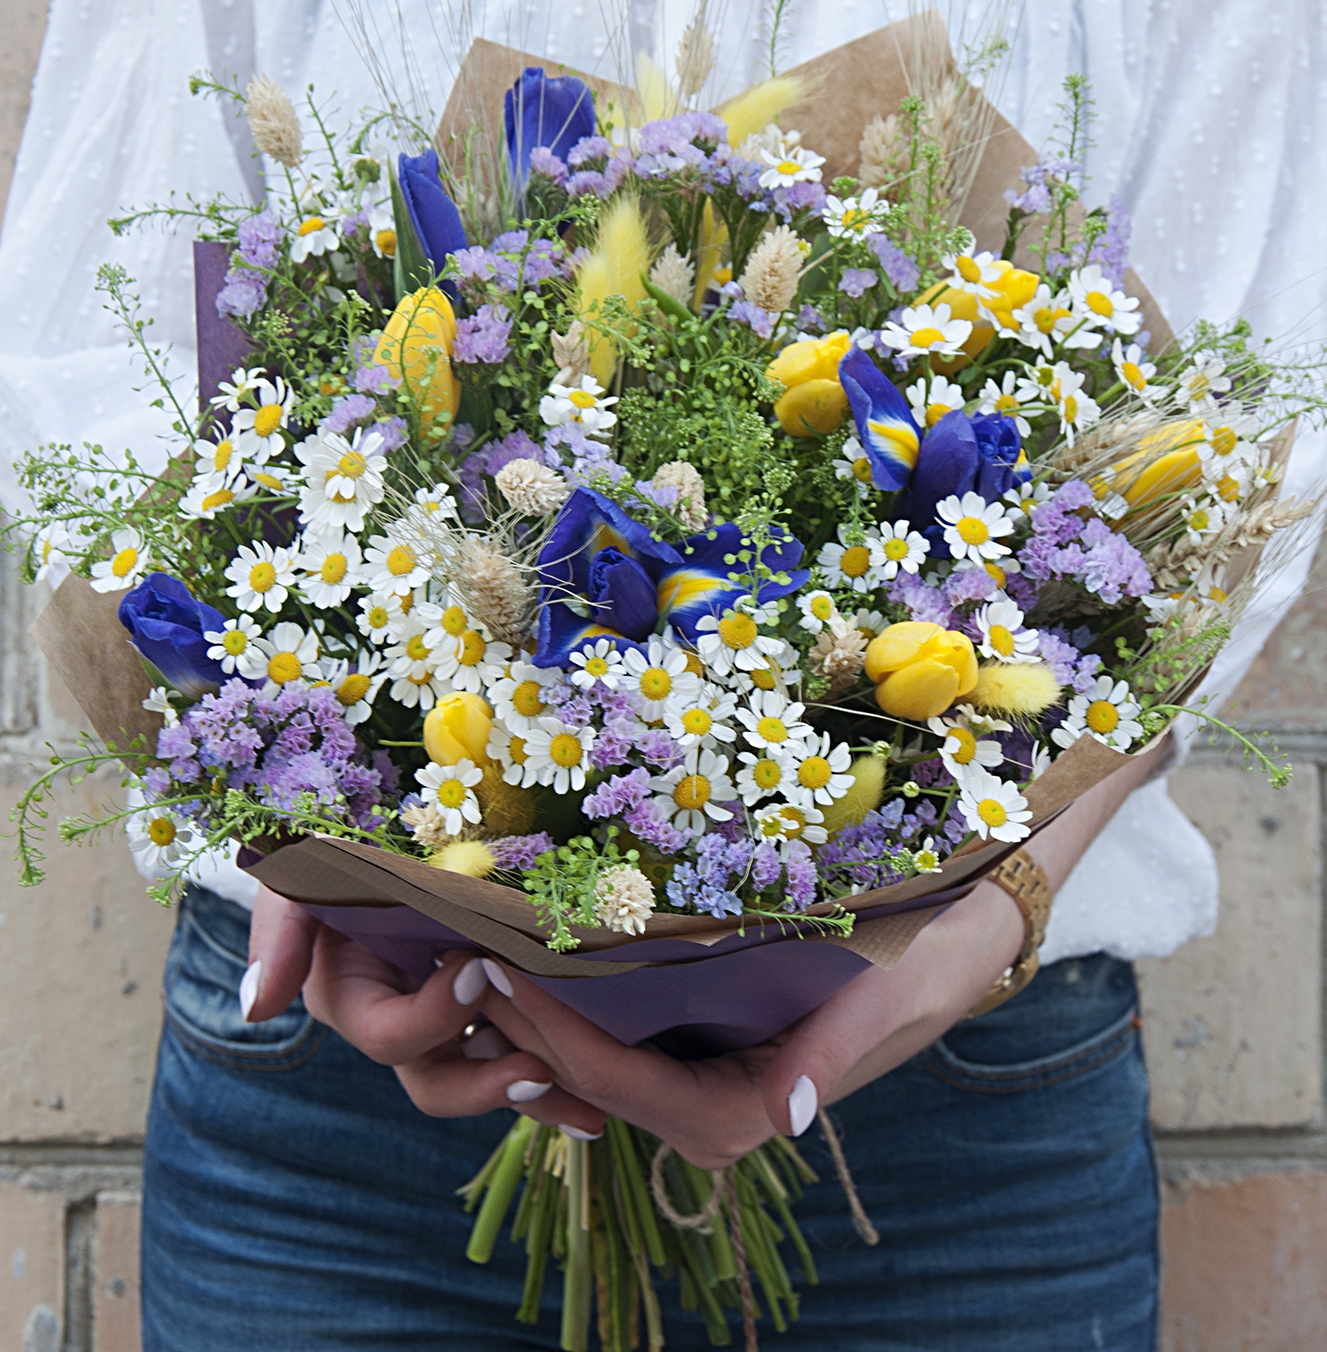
[922,1005,1141,1094]
[163,887,324,1071]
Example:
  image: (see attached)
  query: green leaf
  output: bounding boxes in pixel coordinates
[639,271,692,325]
[390,163,433,301]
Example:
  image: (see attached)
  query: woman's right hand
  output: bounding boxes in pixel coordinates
[242,883,605,1139]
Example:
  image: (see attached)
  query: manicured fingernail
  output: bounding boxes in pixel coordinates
[506,1079,551,1103]
[238,960,261,1021]
[788,1075,817,1137]
[481,958,514,997]
[452,957,488,1006]
[559,1124,603,1141]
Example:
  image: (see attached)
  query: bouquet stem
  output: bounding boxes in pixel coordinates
[463,1115,820,1350]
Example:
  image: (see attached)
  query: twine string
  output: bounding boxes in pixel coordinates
[649,1142,723,1235]
[725,1167,760,1352]
[817,1108,879,1245]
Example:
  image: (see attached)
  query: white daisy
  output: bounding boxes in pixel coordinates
[127,804,200,873]
[1111,339,1160,403]
[1007,285,1077,357]
[736,749,798,806]
[568,637,626,690]
[978,372,1033,437]
[1002,481,1052,520]
[735,689,813,753]
[754,801,828,854]
[797,590,839,634]
[433,628,512,695]
[728,638,799,695]
[388,669,452,711]
[290,212,340,264]
[367,201,397,260]
[210,366,267,413]
[251,622,321,696]
[942,249,1001,298]
[663,685,739,751]
[245,461,295,494]
[178,477,258,522]
[878,520,930,579]
[204,615,264,675]
[230,375,294,458]
[363,529,431,596]
[385,615,444,682]
[357,590,407,645]
[33,521,72,587]
[405,483,460,528]
[523,716,596,793]
[539,375,618,438]
[1176,357,1232,415]
[783,733,854,811]
[927,706,1006,780]
[649,746,738,835]
[817,524,887,592]
[295,426,388,533]
[1051,676,1144,752]
[936,491,1015,563]
[142,686,180,727]
[487,660,564,733]
[1177,493,1228,547]
[1066,265,1142,337]
[975,598,1041,664]
[295,530,364,608]
[224,540,298,614]
[415,759,484,835]
[821,188,887,239]
[758,144,825,189]
[1030,744,1053,779]
[846,608,888,641]
[694,605,784,677]
[621,638,700,721]
[879,302,972,359]
[832,435,875,500]
[1046,363,1100,446]
[957,767,1032,842]
[420,600,471,649]
[90,528,149,593]
[317,650,387,725]
[488,724,539,787]
[906,373,966,430]
[192,432,247,484]
[1197,409,1260,477]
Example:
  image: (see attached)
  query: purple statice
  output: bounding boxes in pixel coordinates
[667,864,741,918]
[729,300,776,339]
[319,393,377,436]
[1018,482,1151,605]
[1037,628,1082,685]
[869,236,920,292]
[887,570,952,628]
[624,800,692,855]
[796,303,824,333]
[354,363,396,395]
[567,170,611,200]
[237,210,283,269]
[1002,570,1041,611]
[590,717,637,770]
[1004,156,1080,215]
[910,756,955,790]
[839,268,879,299]
[559,431,631,491]
[665,831,751,917]
[486,230,566,289]
[142,766,172,797]
[567,135,613,168]
[453,245,500,283]
[637,729,684,770]
[490,832,556,869]
[215,272,267,320]
[453,305,512,364]
[1076,518,1151,604]
[784,841,818,911]
[216,210,285,319]
[771,180,827,220]
[944,564,999,608]
[528,146,568,185]
[583,768,653,820]
[374,416,408,452]
[751,842,782,891]
[633,112,726,176]
[814,807,916,894]
[1072,651,1104,693]
[1077,194,1131,287]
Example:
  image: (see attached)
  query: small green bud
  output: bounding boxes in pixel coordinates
[902,781,921,799]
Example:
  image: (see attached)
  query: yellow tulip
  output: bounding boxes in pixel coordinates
[865,622,979,721]
[924,262,1040,374]
[983,261,1040,333]
[1101,419,1205,509]
[423,691,494,766]
[767,331,852,436]
[373,287,459,436]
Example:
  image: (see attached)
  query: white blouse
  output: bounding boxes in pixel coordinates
[1,0,1321,958]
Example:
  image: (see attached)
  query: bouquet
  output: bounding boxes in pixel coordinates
[11,12,1320,1350]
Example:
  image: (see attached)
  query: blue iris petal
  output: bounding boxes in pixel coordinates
[839,347,921,492]
[397,150,468,294]
[587,548,659,642]
[118,573,227,699]
[504,67,596,189]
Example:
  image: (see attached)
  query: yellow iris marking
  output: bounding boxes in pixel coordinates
[867,419,920,467]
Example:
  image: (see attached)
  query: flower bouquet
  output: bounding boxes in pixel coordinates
[12,11,1318,1350]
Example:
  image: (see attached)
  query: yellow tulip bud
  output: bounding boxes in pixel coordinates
[373,287,459,436]
[983,261,1040,332]
[766,331,852,435]
[866,623,979,721]
[1100,419,1205,510]
[423,691,494,766]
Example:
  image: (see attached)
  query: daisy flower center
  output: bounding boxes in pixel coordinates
[683,651,705,676]
[995,394,1020,414]
[111,547,139,578]
[459,632,486,665]
[750,668,776,691]
[915,849,939,870]
[776,159,801,175]
[298,216,327,236]
[756,716,788,743]
[436,780,468,809]
[584,655,610,677]
[512,681,544,717]
[1122,361,1146,390]
[337,674,371,705]
[988,625,1015,657]
[253,471,283,490]
[1086,290,1115,318]
[673,774,712,810]
[925,403,950,427]
[214,440,233,469]
[910,326,945,349]
[681,708,713,736]
[202,488,233,512]
[946,728,977,764]
[568,389,598,410]
[249,562,277,593]
[639,667,672,700]
[985,562,1007,587]
[956,516,989,546]
[375,228,396,256]
[1063,395,1079,423]
[883,537,910,562]
[441,606,467,636]
[1034,307,1059,333]
[752,759,783,789]
[798,756,832,790]
[253,405,283,439]
[810,595,834,620]
[840,208,870,231]
[147,817,176,846]
[336,450,368,479]
[1216,475,1239,502]
[1210,427,1237,457]
[386,546,416,576]
[222,631,248,656]
[1189,374,1211,398]
[1086,700,1120,734]
[406,635,431,661]
[320,554,347,584]
[956,256,982,283]
[1188,509,1209,532]
[839,545,871,577]
[548,733,584,767]
[977,798,1008,827]
[852,457,873,483]
[268,652,303,684]
[508,735,528,765]
[777,805,808,836]
[718,614,758,649]
[367,606,388,629]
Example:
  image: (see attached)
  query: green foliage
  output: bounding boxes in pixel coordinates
[521,831,641,953]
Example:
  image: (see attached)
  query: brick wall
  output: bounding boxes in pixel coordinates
[2,6,1325,1349]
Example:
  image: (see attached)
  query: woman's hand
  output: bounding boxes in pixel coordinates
[243,884,606,1139]
[450,879,1025,1169]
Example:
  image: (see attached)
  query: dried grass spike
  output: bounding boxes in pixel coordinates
[454,537,536,647]
[675,19,716,101]
[738,225,803,315]
[858,114,907,190]
[552,322,591,384]
[652,461,708,531]
[245,75,303,168]
[649,245,696,308]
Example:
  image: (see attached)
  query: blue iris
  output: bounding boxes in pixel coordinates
[396,149,468,294]
[118,573,227,699]
[504,67,596,189]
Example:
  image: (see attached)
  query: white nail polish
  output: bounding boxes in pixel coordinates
[452,957,489,1006]
[788,1074,817,1137]
[481,958,514,997]
[559,1124,603,1141]
[238,960,262,1021]
[506,1079,551,1103]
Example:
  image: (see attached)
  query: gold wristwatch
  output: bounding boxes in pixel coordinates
[965,849,1055,1019]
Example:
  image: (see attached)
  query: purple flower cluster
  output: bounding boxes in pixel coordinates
[665,831,752,918]
[1038,627,1103,693]
[887,570,953,627]
[839,268,879,299]
[453,229,578,294]
[157,679,395,830]
[1078,194,1132,287]
[1004,156,1080,215]
[770,180,827,221]
[815,798,962,895]
[1017,481,1151,604]
[632,113,728,175]
[528,146,567,185]
[216,210,285,319]
[489,832,555,869]
[320,393,377,436]
[456,429,551,521]
[868,236,920,292]
[729,300,776,338]
[453,304,512,364]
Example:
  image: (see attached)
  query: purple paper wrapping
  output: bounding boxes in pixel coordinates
[193,239,252,411]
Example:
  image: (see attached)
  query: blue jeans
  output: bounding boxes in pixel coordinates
[141,886,1159,1350]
